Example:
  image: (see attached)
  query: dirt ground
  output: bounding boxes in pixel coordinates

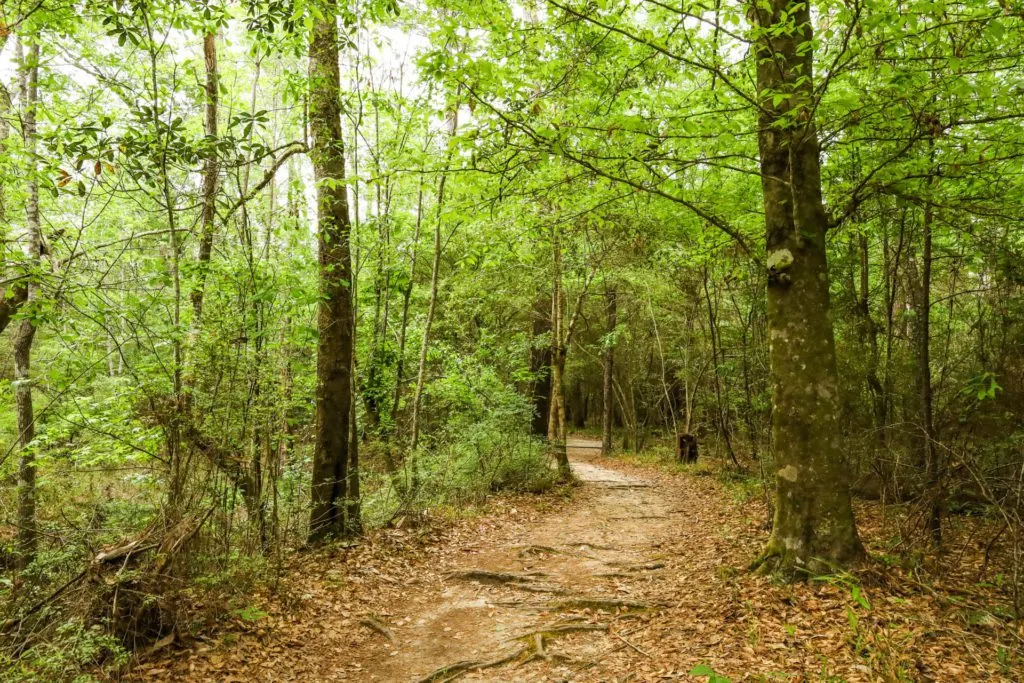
[138,438,1020,682]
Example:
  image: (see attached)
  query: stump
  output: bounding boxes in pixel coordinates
[676,433,698,463]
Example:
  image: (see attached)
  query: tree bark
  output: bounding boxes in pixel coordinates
[919,196,940,544]
[749,0,864,576]
[702,267,739,468]
[308,5,356,543]
[15,40,41,567]
[601,285,616,455]
[530,296,552,437]
[546,226,570,478]
[409,103,459,454]
[190,31,219,322]
[0,41,28,334]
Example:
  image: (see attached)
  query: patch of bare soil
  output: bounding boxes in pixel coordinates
[137,439,1021,682]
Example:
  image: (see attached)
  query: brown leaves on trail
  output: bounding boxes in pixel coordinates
[133,494,572,682]
[138,453,1020,682]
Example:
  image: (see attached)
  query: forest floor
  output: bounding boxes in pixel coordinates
[135,438,1021,682]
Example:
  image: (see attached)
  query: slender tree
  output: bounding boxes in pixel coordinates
[601,284,616,455]
[14,39,41,567]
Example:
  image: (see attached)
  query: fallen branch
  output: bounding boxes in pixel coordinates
[614,632,651,657]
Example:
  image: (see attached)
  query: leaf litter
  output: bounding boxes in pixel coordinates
[135,439,1022,681]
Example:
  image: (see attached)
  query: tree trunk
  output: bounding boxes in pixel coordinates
[15,41,41,568]
[190,32,219,322]
[386,179,423,458]
[702,266,739,468]
[919,198,940,544]
[530,296,552,437]
[409,103,459,454]
[856,234,888,467]
[0,44,27,334]
[347,349,362,535]
[601,286,616,455]
[308,5,356,543]
[750,0,863,576]
[546,226,570,478]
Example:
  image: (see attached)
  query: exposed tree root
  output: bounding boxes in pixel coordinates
[516,544,562,557]
[563,542,619,551]
[517,650,583,668]
[515,584,567,595]
[446,570,546,585]
[512,622,609,640]
[605,560,666,571]
[516,544,595,559]
[414,646,527,683]
[447,569,565,594]
[358,615,397,644]
[551,597,653,612]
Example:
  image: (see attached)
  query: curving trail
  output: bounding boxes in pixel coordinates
[359,437,679,681]
[145,438,1011,682]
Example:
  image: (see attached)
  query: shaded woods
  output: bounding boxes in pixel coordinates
[0,0,1023,679]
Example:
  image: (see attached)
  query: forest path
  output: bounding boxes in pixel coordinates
[149,437,746,682]
[142,440,1011,682]
[344,437,682,682]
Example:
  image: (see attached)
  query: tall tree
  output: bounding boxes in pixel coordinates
[308,1,358,542]
[14,39,41,567]
[749,0,863,575]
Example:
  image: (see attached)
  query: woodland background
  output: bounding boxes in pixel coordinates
[0,0,1022,678]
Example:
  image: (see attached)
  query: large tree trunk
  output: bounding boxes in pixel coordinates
[750,0,863,576]
[530,296,552,437]
[15,41,41,568]
[308,5,356,543]
[601,285,616,455]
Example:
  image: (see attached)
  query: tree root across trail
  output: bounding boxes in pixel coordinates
[142,437,1018,681]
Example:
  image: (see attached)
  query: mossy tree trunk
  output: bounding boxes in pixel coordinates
[308,4,357,543]
[750,0,864,577]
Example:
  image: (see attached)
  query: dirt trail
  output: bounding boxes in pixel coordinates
[358,437,678,682]
[149,439,1014,682]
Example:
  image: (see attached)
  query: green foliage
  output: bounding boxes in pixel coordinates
[1,0,1023,674]
[0,618,129,683]
[690,663,733,683]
